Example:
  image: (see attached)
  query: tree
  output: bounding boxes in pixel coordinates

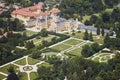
[96,26,100,35]
[98,70,109,80]
[24,40,35,49]
[36,66,53,80]
[7,66,19,80]
[0,29,2,35]
[101,28,105,36]
[81,45,93,57]
[86,67,93,78]
[104,33,110,44]
[90,15,98,24]
[101,12,110,23]
[89,31,93,41]
[91,43,100,53]
[0,36,8,43]
[83,30,89,40]
[40,29,48,37]
[84,20,91,25]
[42,40,48,47]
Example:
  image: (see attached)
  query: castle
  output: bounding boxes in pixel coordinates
[11,2,82,33]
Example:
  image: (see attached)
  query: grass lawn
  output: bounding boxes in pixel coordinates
[14,58,26,65]
[63,39,83,46]
[37,62,53,68]
[51,43,72,51]
[99,52,111,56]
[101,55,111,61]
[31,35,56,46]
[93,57,99,62]
[70,32,84,39]
[28,57,40,65]
[82,15,91,23]
[93,36,104,44]
[68,47,82,57]
[0,64,19,74]
[0,74,6,80]
[18,30,37,37]
[70,32,96,40]
[105,8,113,12]
[21,72,28,80]
[30,72,38,80]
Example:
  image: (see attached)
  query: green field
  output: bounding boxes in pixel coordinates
[93,36,104,44]
[22,72,28,80]
[93,57,99,62]
[0,74,6,80]
[37,62,53,68]
[0,64,19,74]
[70,31,104,44]
[70,32,84,39]
[15,58,26,65]
[82,15,91,23]
[18,30,37,37]
[28,57,40,65]
[63,39,83,45]
[68,47,82,56]
[51,43,72,51]
[30,72,38,80]
[31,35,56,46]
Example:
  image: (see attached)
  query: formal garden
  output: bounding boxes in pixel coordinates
[0,56,49,80]
[89,52,115,62]
[50,37,91,57]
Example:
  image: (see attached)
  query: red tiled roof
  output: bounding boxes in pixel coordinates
[12,5,43,18]
[11,2,60,18]
[50,8,60,14]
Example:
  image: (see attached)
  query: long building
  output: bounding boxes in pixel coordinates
[11,2,81,33]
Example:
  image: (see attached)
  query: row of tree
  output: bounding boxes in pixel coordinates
[83,30,93,41]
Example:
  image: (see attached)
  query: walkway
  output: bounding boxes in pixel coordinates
[0,56,45,80]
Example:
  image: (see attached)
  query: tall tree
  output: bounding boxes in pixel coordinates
[81,45,93,57]
[89,31,93,41]
[7,66,19,80]
[83,30,89,40]
[96,26,100,35]
[101,28,105,36]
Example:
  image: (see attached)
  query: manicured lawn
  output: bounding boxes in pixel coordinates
[101,55,111,61]
[14,58,26,65]
[31,35,56,46]
[18,30,37,37]
[91,52,115,62]
[51,43,72,51]
[22,72,28,80]
[70,32,84,39]
[28,57,40,65]
[0,64,19,74]
[63,39,83,45]
[82,15,91,23]
[105,8,113,12]
[30,72,38,80]
[68,47,82,56]
[37,62,53,68]
[0,74,6,80]
[93,57,99,62]
[93,36,104,44]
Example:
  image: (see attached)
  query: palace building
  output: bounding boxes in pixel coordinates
[11,2,82,33]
